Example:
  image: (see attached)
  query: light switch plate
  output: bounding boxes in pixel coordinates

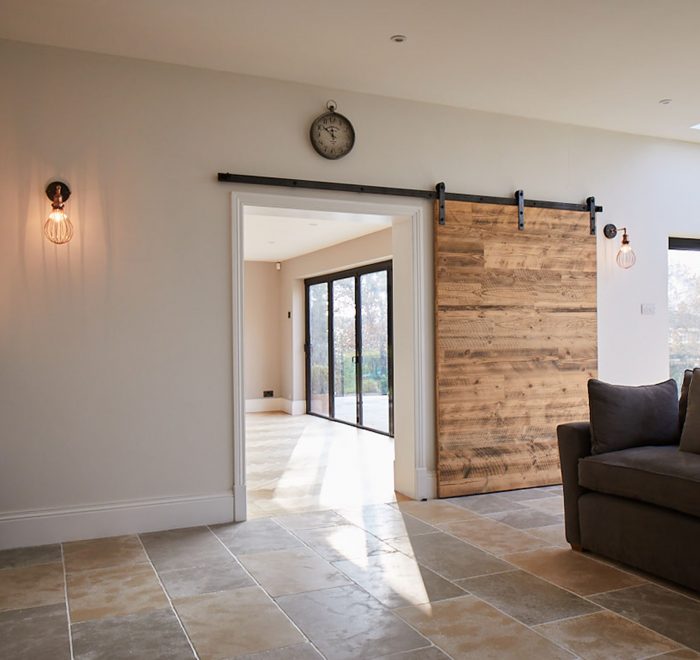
[641,303,656,316]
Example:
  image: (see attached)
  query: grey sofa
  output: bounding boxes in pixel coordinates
[557,421,700,592]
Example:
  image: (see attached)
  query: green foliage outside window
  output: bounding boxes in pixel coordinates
[669,250,700,387]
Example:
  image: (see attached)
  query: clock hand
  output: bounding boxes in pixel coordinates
[323,126,339,141]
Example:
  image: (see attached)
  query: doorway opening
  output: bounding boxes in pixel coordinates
[231,189,433,521]
[305,260,393,436]
[242,207,396,518]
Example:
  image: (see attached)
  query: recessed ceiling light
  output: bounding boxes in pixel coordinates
[691,124,700,130]
[309,222,318,226]
[659,98,673,105]
[390,34,407,43]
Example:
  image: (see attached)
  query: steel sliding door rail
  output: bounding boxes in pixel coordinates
[217,172,603,215]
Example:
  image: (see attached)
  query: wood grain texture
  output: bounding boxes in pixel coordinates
[434,201,597,498]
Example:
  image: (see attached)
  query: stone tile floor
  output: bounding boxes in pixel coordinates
[1,487,699,659]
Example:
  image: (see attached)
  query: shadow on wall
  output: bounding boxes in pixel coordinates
[12,158,118,325]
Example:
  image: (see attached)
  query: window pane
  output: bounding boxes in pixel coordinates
[669,248,700,386]
[308,283,329,416]
[360,270,390,433]
[333,277,357,424]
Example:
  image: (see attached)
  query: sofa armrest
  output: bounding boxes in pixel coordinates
[557,422,592,547]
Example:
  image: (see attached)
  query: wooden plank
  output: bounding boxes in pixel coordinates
[434,199,597,497]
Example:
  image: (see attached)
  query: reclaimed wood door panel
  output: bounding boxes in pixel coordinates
[434,201,597,497]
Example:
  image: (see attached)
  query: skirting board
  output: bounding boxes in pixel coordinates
[245,398,306,415]
[0,492,234,550]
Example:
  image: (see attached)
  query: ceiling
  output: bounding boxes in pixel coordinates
[2,0,700,143]
[244,206,393,261]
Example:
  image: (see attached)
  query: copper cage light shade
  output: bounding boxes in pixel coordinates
[603,223,636,269]
[44,181,74,244]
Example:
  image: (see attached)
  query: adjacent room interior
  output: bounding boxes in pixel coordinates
[242,204,399,517]
[2,1,700,658]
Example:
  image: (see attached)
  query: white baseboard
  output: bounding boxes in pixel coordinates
[281,399,306,415]
[0,492,234,550]
[245,397,285,413]
[245,398,306,415]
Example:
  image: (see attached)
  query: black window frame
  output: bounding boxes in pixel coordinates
[669,237,700,251]
[304,259,394,437]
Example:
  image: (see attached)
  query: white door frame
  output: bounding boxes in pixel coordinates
[230,187,434,521]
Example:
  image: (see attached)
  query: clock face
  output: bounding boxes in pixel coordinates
[310,111,355,160]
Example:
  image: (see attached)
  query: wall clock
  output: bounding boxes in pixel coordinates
[309,100,355,160]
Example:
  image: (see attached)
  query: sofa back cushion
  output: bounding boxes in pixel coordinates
[680,368,700,454]
[679,369,694,433]
[588,378,680,454]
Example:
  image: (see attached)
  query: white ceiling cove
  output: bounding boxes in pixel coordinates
[244,207,393,261]
[2,0,700,143]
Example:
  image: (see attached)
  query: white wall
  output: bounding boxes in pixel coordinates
[3,38,700,544]
[243,261,281,401]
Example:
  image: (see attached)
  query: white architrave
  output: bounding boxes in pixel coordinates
[230,188,433,520]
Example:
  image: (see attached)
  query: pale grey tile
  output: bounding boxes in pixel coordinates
[458,569,600,625]
[376,647,450,659]
[72,608,194,660]
[446,493,527,514]
[157,558,254,598]
[233,642,323,659]
[336,504,436,540]
[274,510,348,530]
[486,508,563,529]
[0,544,62,570]
[535,610,681,660]
[388,532,510,580]
[294,524,395,562]
[212,519,303,556]
[522,497,565,516]
[333,552,465,608]
[140,527,230,571]
[239,547,350,597]
[537,485,564,495]
[498,488,560,502]
[592,584,700,651]
[276,584,428,659]
[0,604,70,660]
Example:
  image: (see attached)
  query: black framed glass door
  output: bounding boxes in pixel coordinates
[305,260,393,436]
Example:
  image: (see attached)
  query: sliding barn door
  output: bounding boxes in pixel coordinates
[434,201,597,497]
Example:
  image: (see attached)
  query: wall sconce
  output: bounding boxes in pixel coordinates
[44,181,74,244]
[603,224,636,269]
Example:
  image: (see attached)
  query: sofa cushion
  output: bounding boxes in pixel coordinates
[679,369,694,432]
[680,368,700,454]
[588,378,680,454]
[579,445,700,518]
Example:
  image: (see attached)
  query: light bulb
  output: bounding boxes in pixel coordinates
[44,183,74,244]
[615,231,636,269]
[44,208,74,244]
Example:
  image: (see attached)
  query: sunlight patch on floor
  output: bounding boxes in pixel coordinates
[246,412,398,517]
